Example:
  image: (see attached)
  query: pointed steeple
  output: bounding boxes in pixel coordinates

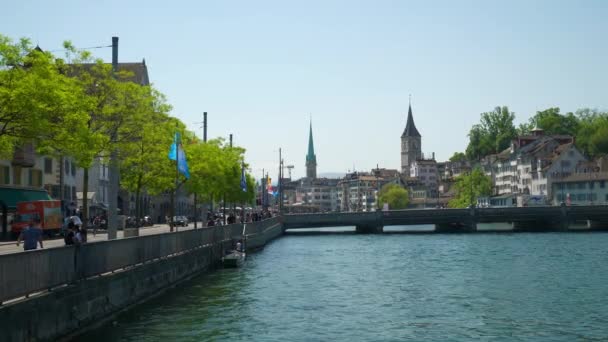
[401,99,421,138]
[306,119,316,163]
[306,118,317,179]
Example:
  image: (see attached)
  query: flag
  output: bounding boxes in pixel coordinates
[168,132,190,179]
[240,163,247,192]
[266,176,273,194]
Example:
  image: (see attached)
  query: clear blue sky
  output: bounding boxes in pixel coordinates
[3,0,607,179]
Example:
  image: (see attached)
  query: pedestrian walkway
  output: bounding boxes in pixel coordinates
[0,222,204,255]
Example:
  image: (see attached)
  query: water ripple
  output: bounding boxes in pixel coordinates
[76,231,608,342]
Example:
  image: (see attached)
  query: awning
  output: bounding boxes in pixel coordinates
[0,187,52,210]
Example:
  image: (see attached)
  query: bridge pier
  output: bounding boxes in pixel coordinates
[355,224,383,234]
[434,222,476,233]
[512,220,568,232]
[587,220,608,231]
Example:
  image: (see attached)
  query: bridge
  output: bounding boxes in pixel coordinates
[282,206,608,233]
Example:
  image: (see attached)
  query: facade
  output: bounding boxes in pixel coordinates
[400,103,422,176]
[305,121,317,179]
[0,145,78,215]
[489,131,581,200]
[296,178,340,212]
[551,173,608,205]
[338,169,401,212]
[76,159,109,217]
[409,158,439,197]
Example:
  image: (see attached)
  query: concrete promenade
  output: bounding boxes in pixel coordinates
[0,217,284,342]
[0,222,205,255]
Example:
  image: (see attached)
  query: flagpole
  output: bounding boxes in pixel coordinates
[172,125,178,232]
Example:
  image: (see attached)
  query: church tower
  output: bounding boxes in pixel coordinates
[401,101,421,176]
[306,120,317,179]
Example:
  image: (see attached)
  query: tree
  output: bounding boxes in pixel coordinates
[575,110,608,157]
[376,183,409,209]
[448,168,492,208]
[529,107,579,136]
[449,152,467,162]
[0,35,89,159]
[64,42,158,229]
[118,89,175,223]
[465,106,517,160]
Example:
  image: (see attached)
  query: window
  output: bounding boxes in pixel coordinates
[0,166,9,184]
[72,186,76,201]
[578,182,585,190]
[65,160,69,174]
[561,160,571,168]
[13,166,21,185]
[589,181,595,189]
[577,194,586,201]
[71,163,76,176]
[601,181,606,189]
[29,169,42,187]
[557,194,563,202]
[44,158,53,174]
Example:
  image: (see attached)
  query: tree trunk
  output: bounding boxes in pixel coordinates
[82,167,89,230]
[169,190,174,232]
[194,193,197,229]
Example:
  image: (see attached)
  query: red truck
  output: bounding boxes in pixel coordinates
[11,200,63,237]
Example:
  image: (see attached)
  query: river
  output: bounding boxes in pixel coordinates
[76,228,608,341]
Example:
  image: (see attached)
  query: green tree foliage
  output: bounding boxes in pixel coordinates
[376,183,409,210]
[0,35,89,158]
[465,106,517,161]
[118,90,176,219]
[529,107,579,136]
[575,109,608,157]
[185,138,255,209]
[449,152,467,162]
[448,168,492,208]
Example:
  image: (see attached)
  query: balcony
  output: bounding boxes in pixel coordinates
[12,143,36,167]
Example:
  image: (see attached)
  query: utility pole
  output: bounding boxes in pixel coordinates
[196,112,208,229]
[278,148,283,214]
[203,112,207,142]
[107,36,119,240]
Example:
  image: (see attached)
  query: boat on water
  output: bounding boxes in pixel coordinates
[222,223,247,268]
[222,250,246,268]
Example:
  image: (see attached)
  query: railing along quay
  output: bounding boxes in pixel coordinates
[0,218,282,305]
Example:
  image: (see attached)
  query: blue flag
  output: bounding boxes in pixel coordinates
[168,132,190,180]
[240,163,247,192]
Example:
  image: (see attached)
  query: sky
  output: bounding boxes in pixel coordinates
[2,0,607,179]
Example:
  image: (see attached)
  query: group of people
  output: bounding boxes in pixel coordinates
[16,215,87,251]
[64,216,86,245]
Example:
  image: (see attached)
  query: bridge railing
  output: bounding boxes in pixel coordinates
[0,219,278,304]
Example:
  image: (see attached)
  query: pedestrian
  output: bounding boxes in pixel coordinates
[16,216,44,251]
[93,216,100,236]
[64,222,80,246]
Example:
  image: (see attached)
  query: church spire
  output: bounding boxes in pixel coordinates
[401,99,421,138]
[306,118,317,178]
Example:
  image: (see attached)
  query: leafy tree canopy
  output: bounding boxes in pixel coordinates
[377,183,409,210]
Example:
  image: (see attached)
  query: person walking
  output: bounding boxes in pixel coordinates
[16,216,44,251]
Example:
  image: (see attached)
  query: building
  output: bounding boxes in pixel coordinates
[400,102,422,176]
[551,173,608,205]
[338,169,401,212]
[409,156,439,198]
[305,120,317,179]
[296,177,340,212]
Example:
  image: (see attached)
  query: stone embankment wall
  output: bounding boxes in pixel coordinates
[0,217,283,342]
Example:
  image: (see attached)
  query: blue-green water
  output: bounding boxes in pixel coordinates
[77,230,608,341]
